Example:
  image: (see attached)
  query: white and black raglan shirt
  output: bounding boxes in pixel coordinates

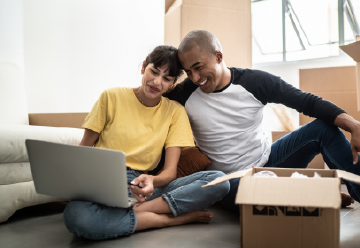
[167,67,346,174]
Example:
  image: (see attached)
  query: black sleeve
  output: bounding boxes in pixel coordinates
[166,78,198,106]
[235,68,346,125]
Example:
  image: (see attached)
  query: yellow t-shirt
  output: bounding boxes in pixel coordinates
[82,87,195,172]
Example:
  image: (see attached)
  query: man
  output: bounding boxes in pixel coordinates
[168,30,360,212]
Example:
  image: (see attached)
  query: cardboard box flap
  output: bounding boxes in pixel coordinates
[340,41,360,62]
[202,168,252,188]
[235,177,341,209]
[336,170,360,184]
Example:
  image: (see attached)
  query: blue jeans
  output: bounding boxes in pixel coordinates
[220,119,360,213]
[64,170,229,240]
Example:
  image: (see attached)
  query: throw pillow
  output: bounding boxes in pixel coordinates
[150,147,211,178]
[177,147,211,178]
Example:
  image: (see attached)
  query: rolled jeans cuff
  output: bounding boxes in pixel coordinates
[129,208,137,234]
[162,193,181,217]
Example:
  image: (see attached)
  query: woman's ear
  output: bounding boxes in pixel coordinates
[141,60,146,74]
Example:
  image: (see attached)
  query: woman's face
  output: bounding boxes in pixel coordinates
[141,63,176,99]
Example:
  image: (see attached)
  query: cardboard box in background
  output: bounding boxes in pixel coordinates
[272,131,325,169]
[299,66,358,142]
[164,0,252,69]
[29,113,88,129]
[204,167,360,248]
[340,38,360,111]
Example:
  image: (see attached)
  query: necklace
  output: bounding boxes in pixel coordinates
[135,90,161,107]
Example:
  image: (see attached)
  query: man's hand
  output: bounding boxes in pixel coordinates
[350,124,360,164]
[334,113,360,164]
[128,174,154,203]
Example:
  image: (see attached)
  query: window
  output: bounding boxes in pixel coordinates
[344,0,360,44]
[252,0,360,63]
[252,0,283,63]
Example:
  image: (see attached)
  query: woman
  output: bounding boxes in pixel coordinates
[63,45,230,240]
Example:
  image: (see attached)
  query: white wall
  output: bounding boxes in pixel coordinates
[24,0,165,113]
[254,53,356,131]
[0,0,24,72]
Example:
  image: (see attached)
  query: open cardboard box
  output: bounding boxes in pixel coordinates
[204,167,360,248]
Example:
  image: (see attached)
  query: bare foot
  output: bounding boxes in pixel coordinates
[135,210,214,231]
[341,192,355,207]
[167,210,214,226]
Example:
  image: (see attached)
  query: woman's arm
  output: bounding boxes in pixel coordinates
[129,147,181,202]
[79,128,99,147]
[153,146,180,188]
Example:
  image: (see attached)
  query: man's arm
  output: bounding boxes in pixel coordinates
[334,113,360,164]
[237,68,360,163]
[236,69,346,125]
[167,79,198,106]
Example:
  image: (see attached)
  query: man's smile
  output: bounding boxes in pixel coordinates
[198,79,208,86]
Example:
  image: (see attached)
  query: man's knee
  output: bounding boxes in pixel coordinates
[203,171,230,197]
[309,119,343,138]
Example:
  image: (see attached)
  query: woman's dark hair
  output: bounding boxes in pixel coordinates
[144,45,184,83]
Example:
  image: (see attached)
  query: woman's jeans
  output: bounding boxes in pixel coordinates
[220,119,360,213]
[64,170,230,240]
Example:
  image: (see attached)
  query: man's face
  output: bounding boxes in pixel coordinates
[179,46,222,94]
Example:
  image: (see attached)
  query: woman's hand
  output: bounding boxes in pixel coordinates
[129,174,154,203]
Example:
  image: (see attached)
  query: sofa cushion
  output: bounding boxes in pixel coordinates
[0,181,66,223]
[0,63,29,125]
[0,162,32,185]
[0,125,84,163]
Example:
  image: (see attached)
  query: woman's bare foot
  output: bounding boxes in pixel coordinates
[167,210,214,226]
[341,192,355,207]
[135,210,214,231]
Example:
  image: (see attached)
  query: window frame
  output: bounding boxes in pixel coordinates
[252,0,360,63]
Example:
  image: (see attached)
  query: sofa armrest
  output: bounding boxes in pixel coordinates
[28,113,88,129]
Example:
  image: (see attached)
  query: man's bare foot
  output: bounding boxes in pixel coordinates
[167,210,214,226]
[341,192,355,207]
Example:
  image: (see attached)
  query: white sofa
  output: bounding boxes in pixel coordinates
[0,62,85,223]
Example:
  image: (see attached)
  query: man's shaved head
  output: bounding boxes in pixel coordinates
[178,30,222,56]
[177,30,230,94]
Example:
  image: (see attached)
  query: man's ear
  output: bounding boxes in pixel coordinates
[215,51,223,64]
[141,60,146,74]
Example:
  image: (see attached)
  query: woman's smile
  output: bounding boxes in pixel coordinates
[148,85,160,93]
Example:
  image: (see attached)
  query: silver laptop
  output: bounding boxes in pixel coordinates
[26,139,137,208]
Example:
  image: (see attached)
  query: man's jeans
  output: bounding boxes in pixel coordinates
[64,170,230,240]
[220,119,360,213]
